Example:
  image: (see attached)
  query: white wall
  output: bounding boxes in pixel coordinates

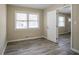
[0,4,7,54]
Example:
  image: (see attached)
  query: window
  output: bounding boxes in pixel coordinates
[15,12,39,29]
[29,14,38,28]
[15,13,27,29]
[58,16,65,27]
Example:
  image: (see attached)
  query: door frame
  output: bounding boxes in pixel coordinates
[55,5,72,49]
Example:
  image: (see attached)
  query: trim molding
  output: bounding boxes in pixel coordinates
[71,48,79,53]
[0,41,7,55]
[59,32,70,35]
[2,42,7,55]
[41,35,47,39]
[8,36,42,43]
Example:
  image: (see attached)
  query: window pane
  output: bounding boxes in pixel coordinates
[16,21,27,29]
[58,16,65,27]
[29,21,38,28]
[16,13,27,20]
[58,22,64,27]
[29,14,38,21]
[59,16,64,22]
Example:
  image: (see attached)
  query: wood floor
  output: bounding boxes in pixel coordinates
[4,34,79,55]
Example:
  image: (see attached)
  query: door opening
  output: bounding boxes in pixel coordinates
[56,5,72,50]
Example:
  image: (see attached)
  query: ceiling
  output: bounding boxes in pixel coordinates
[58,6,71,14]
[10,4,53,9]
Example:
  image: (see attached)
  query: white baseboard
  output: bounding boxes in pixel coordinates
[2,42,7,55]
[59,32,70,35]
[8,36,42,43]
[0,41,7,55]
[41,36,47,39]
[71,48,79,54]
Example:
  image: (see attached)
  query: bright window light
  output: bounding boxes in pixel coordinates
[68,18,71,22]
[15,13,27,29]
[15,12,39,29]
[58,16,65,27]
[29,14,39,28]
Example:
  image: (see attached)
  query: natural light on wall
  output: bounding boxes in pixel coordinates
[15,12,39,29]
[68,18,71,22]
[58,16,65,27]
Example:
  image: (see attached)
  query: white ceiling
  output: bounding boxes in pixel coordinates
[58,6,71,14]
[10,4,53,9]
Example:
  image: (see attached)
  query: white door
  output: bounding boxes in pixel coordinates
[47,10,57,42]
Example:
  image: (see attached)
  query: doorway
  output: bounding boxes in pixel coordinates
[56,5,72,51]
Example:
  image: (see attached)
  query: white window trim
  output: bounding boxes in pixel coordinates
[15,11,40,30]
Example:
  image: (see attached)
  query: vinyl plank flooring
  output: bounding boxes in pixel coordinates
[4,34,79,55]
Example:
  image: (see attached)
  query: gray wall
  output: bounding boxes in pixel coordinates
[72,4,79,51]
[7,5,44,42]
